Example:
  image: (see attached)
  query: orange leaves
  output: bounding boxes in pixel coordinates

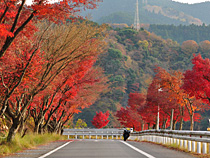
[181,40,198,54]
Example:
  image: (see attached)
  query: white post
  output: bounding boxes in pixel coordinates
[176,139,179,146]
[156,105,159,130]
[68,135,69,140]
[173,138,176,144]
[156,87,163,130]
[170,138,172,145]
[188,141,192,151]
[192,141,196,152]
[197,142,201,154]
[180,140,183,148]
[203,143,207,154]
[183,140,187,149]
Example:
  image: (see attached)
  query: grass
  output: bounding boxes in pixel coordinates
[0,133,66,157]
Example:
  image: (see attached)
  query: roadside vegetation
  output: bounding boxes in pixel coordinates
[0,133,66,157]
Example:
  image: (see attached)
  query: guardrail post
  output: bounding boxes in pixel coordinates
[209,143,210,154]
[164,137,167,144]
[176,139,179,146]
[173,138,176,144]
[68,135,69,140]
[202,142,207,154]
[188,141,192,151]
[112,132,113,139]
[183,140,187,149]
[107,132,108,139]
[166,137,170,144]
[197,142,201,154]
[179,139,183,148]
[192,141,196,152]
[169,138,172,144]
[83,132,84,139]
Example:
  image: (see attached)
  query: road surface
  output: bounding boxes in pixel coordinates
[5,140,195,158]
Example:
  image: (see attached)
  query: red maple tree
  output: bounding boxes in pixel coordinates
[182,54,210,104]
[116,93,145,131]
[0,0,102,58]
[91,111,110,128]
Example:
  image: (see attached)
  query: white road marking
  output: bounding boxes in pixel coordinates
[121,141,156,158]
[38,141,72,158]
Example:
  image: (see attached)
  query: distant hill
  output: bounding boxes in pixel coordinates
[81,0,210,25]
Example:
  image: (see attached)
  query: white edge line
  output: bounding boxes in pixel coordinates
[120,141,156,158]
[38,141,72,158]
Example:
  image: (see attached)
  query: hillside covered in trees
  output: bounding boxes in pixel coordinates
[81,0,210,25]
[149,24,210,44]
[75,26,210,130]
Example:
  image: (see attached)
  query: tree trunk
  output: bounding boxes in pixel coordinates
[179,117,183,130]
[147,123,150,130]
[141,123,144,131]
[7,118,21,142]
[34,122,40,134]
[162,119,168,129]
[170,109,174,130]
[190,113,194,131]
[172,120,176,130]
[18,118,24,134]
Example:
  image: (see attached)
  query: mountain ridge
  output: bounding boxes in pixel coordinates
[81,0,210,25]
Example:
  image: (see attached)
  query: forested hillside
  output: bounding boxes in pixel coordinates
[81,0,210,25]
[149,24,210,44]
[75,26,210,130]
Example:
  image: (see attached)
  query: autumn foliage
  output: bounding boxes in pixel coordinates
[0,13,107,141]
[116,65,206,131]
[91,111,110,128]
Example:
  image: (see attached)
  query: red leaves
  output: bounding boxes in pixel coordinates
[116,93,145,131]
[182,54,210,103]
[91,111,110,128]
[0,0,102,58]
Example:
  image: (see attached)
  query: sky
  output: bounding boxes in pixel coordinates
[173,0,210,4]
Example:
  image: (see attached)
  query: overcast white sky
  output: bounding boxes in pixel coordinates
[173,0,210,4]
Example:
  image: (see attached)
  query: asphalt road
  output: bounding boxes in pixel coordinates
[37,140,195,158]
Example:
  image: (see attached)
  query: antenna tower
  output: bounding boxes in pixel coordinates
[134,0,140,31]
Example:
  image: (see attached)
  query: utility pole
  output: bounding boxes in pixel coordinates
[134,0,140,31]
[156,87,163,130]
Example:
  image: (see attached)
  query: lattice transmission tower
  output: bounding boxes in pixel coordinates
[134,0,140,31]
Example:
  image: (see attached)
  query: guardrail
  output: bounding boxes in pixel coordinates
[63,128,124,140]
[129,129,210,154]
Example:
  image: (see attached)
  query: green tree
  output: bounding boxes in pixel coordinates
[75,119,87,129]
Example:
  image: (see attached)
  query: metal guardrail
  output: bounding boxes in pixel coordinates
[63,128,124,139]
[131,129,210,143]
[130,129,210,154]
